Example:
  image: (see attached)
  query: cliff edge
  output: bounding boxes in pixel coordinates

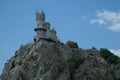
[1,40,120,80]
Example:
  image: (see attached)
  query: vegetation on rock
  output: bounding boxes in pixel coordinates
[65,40,78,48]
[100,48,120,65]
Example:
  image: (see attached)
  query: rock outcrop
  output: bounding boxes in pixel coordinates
[1,40,120,80]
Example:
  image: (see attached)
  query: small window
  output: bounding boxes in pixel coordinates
[37,23,39,27]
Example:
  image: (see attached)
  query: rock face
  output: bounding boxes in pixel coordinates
[1,40,120,80]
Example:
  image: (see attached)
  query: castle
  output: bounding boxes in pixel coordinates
[34,11,58,42]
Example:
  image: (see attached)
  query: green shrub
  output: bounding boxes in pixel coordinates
[74,56,85,68]
[107,55,120,65]
[100,48,120,65]
[100,48,113,59]
[66,40,78,48]
[89,52,94,56]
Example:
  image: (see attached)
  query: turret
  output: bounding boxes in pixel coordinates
[45,22,50,30]
[34,10,46,31]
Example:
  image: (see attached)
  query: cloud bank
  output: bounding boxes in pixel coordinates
[110,49,120,57]
[90,10,120,32]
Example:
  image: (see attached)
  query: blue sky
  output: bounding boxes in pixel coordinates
[0,0,120,74]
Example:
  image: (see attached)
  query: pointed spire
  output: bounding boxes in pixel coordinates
[36,8,38,13]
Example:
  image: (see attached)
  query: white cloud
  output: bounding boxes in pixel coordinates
[110,49,120,57]
[90,19,106,25]
[90,10,120,32]
[108,23,120,32]
[97,10,118,22]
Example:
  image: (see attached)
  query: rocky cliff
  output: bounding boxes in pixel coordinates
[1,40,120,80]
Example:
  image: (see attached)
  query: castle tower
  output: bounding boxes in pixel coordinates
[34,10,58,42]
[34,10,47,41]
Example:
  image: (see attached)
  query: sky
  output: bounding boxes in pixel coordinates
[0,0,120,74]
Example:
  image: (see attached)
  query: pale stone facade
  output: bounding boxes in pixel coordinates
[34,11,58,42]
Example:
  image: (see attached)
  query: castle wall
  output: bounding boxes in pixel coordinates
[37,30,46,38]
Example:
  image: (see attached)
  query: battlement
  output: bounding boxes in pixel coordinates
[36,11,45,21]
